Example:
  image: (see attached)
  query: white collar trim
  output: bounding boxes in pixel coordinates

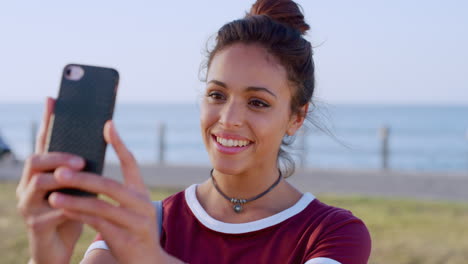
[184,184,315,234]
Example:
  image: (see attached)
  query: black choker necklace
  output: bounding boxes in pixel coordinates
[210,169,282,213]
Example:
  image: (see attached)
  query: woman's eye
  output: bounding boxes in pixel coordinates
[207,91,225,101]
[249,99,270,108]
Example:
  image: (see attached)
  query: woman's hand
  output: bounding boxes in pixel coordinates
[16,97,86,264]
[48,120,170,264]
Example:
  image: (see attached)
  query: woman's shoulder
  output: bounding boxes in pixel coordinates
[160,185,191,207]
[158,185,196,220]
[299,198,372,264]
[300,198,370,237]
[306,198,363,223]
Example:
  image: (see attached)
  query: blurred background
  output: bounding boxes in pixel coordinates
[1,1,467,263]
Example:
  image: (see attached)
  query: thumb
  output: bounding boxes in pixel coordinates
[104,120,147,194]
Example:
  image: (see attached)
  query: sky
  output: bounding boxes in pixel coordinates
[0,0,467,105]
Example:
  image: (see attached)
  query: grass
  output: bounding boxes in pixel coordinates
[319,194,468,264]
[1,181,467,264]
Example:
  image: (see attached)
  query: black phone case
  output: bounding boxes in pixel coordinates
[46,64,119,197]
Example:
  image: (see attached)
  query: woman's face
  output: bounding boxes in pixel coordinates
[201,43,305,175]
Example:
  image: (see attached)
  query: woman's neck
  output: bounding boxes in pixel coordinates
[196,167,302,223]
[211,167,281,199]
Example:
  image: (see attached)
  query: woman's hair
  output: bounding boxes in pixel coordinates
[204,0,315,177]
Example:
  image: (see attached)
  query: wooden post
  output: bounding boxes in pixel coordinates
[157,123,166,164]
[31,121,38,154]
[379,126,390,170]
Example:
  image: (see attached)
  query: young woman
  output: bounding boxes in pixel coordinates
[16,0,371,263]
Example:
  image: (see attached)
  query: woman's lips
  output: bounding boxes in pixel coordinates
[212,135,252,155]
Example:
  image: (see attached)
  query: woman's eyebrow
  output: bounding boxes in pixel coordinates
[207,79,277,98]
[207,79,227,88]
[246,86,277,98]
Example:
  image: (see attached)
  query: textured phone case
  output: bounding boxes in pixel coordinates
[47,64,119,196]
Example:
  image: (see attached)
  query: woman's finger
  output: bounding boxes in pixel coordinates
[49,193,154,233]
[18,172,61,215]
[103,121,147,193]
[53,167,153,213]
[25,153,84,173]
[17,153,85,199]
[35,97,55,154]
[61,210,127,247]
[25,209,68,235]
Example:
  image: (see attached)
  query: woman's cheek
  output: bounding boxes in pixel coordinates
[200,104,217,137]
[255,115,287,146]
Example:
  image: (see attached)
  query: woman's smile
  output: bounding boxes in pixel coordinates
[211,134,253,155]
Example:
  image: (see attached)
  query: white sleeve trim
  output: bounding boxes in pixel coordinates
[305,257,342,264]
[84,240,110,257]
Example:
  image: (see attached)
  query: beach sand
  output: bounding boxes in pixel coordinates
[2,161,467,202]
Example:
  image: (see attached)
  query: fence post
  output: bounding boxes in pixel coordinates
[157,122,166,165]
[379,126,390,170]
[31,121,38,154]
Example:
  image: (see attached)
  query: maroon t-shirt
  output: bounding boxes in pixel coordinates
[88,184,371,264]
[161,185,371,264]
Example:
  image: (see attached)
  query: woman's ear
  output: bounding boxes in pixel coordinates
[286,104,309,136]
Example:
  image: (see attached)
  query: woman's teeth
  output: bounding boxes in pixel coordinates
[216,137,250,147]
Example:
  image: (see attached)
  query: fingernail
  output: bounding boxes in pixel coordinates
[51,193,64,204]
[69,157,83,168]
[110,121,119,134]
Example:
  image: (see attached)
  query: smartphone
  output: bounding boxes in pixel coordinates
[45,64,119,197]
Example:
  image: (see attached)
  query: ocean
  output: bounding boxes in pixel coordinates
[1,103,467,172]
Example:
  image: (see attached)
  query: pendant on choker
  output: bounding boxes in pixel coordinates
[233,204,242,213]
[210,169,282,213]
[231,198,247,213]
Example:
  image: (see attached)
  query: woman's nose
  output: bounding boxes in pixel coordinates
[219,101,244,128]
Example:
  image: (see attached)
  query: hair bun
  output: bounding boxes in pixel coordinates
[247,0,310,35]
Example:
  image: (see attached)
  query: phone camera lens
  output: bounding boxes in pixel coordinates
[64,65,84,81]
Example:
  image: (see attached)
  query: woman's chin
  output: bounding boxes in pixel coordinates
[210,160,247,176]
